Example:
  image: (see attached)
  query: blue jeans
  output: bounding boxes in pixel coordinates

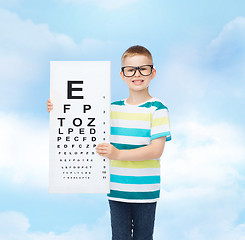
[109,200,157,240]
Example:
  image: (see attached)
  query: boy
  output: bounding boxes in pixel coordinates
[47,45,171,240]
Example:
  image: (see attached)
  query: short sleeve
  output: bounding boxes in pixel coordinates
[150,107,171,142]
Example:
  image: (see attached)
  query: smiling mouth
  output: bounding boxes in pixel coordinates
[132,80,144,86]
[132,80,144,82]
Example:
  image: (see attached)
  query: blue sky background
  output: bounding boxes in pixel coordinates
[0,0,245,239]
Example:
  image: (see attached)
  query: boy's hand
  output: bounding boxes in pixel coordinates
[96,143,120,160]
[47,98,53,112]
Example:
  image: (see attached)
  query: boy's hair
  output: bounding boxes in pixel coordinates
[121,45,153,65]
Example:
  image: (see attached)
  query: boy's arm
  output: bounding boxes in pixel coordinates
[96,137,166,161]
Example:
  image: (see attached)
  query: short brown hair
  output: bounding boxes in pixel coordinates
[121,45,153,65]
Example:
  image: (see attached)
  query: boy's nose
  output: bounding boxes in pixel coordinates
[135,68,141,76]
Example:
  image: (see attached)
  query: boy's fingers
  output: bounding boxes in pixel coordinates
[96,143,107,148]
[96,146,106,151]
[96,145,108,153]
[101,143,109,147]
[98,149,107,153]
[47,105,53,112]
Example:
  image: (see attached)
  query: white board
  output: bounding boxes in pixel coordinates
[49,61,111,193]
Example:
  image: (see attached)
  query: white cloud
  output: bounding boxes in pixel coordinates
[163,121,245,189]
[0,211,30,235]
[155,120,245,240]
[0,211,111,240]
[0,8,76,85]
[206,16,245,76]
[209,17,245,53]
[0,8,115,107]
[0,112,49,188]
[154,17,245,119]
[61,0,139,10]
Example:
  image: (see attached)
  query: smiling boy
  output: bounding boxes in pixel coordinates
[47,45,171,240]
[96,45,171,240]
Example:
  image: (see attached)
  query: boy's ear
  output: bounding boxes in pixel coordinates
[151,68,156,79]
[120,71,125,81]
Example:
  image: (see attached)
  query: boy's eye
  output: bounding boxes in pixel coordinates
[127,68,135,72]
[140,67,147,71]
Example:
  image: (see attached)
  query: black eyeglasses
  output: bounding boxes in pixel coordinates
[121,65,153,77]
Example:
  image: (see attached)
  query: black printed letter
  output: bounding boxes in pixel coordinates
[67,80,83,99]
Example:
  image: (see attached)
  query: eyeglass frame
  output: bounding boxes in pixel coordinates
[121,64,154,77]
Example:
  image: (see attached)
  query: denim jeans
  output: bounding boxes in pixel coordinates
[109,200,157,240]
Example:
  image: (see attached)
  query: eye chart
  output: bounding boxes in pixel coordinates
[49,61,110,193]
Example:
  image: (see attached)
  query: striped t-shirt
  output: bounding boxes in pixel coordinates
[107,97,171,203]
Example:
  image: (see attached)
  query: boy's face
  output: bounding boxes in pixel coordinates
[120,55,156,93]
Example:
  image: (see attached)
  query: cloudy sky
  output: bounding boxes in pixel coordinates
[0,0,245,239]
